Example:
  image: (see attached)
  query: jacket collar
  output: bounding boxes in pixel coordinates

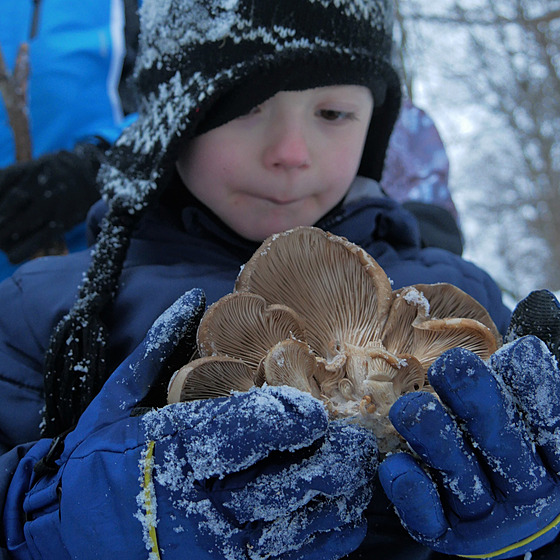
[86,175,421,261]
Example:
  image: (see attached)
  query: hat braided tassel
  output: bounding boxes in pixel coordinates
[43,206,137,437]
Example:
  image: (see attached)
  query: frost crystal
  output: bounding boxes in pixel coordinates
[402,286,430,316]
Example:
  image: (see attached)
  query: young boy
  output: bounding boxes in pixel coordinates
[1,1,560,559]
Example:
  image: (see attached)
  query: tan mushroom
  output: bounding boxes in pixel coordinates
[197,292,305,369]
[235,227,394,356]
[168,356,255,402]
[382,284,501,370]
[257,339,323,399]
[168,226,502,454]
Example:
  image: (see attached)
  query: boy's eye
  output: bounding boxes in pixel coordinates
[237,105,262,120]
[317,109,356,122]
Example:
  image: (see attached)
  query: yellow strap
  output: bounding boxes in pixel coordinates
[142,440,161,560]
[459,511,560,559]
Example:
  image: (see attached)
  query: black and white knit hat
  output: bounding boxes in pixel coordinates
[43,0,402,436]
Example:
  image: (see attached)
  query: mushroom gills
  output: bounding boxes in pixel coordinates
[168,356,255,402]
[168,226,502,455]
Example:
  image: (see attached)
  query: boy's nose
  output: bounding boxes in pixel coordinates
[263,123,311,170]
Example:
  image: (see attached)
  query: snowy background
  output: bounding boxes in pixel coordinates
[394,0,560,307]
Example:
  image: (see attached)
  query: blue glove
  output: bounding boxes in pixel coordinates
[4,289,377,560]
[378,335,560,559]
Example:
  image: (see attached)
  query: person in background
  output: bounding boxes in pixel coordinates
[0,0,139,279]
[381,98,463,255]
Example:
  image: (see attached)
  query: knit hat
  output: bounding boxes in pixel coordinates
[43,0,402,437]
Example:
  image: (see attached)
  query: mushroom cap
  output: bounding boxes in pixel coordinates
[169,226,503,455]
[257,339,323,399]
[409,283,501,336]
[382,284,501,367]
[197,292,305,369]
[167,356,255,402]
[235,226,393,358]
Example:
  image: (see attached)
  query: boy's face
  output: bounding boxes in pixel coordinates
[176,85,374,241]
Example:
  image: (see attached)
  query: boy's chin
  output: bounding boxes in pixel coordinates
[230,207,337,242]
[235,220,316,243]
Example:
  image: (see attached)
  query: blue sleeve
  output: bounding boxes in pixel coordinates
[0,276,46,454]
[0,250,91,454]
[0,442,37,557]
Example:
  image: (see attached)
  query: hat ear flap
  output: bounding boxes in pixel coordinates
[359,74,402,182]
[43,204,137,437]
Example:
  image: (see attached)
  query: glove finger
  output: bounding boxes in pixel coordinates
[491,335,560,474]
[379,451,448,542]
[217,421,377,522]
[388,391,493,519]
[0,166,32,207]
[428,347,550,496]
[152,387,330,479]
[73,289,205,433]
[275,519,367,560]
[248,498,368,560]
[506,290,560,362]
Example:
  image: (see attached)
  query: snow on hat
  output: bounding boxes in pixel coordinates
[102,0,400,207]
[43,0,402,437]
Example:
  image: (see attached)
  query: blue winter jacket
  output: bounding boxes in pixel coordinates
[0,180,512,558]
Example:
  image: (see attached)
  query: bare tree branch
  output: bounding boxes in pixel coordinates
[393,2,414,100]
[0,42,32,161]
[396,0,560,297]
[398,8,560,27]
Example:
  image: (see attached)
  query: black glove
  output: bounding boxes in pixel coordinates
[0,142,106,263]
[506,289,560,362]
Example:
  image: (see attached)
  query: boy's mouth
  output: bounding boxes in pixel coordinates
[257,194,305,206]
[266,198,299,206]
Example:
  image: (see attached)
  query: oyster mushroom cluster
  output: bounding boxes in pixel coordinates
[168,226,502,453]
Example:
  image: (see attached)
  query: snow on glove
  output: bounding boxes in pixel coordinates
[4,288,377,560]
[378,335,560,559]
[0,142,104,263]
